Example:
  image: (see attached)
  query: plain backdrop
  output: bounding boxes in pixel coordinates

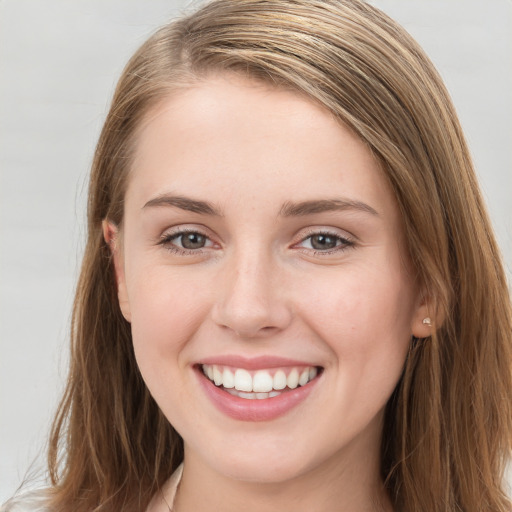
[1,0,511,503]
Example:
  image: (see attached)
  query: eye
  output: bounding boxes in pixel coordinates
[158,228,216,254]
[175,232,208,250]
[305,233,340,250]
[296,230,354,254]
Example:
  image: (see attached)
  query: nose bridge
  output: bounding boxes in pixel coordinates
[212,242,291,337]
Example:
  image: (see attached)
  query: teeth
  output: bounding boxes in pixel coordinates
[238,391,256,399]
[299,368,309,386]
[287,368,299,389]
[226,389,282,399]
[222,368,235,389]
[253,371,273,392]
[273,370,287,390]
[202,364,320,396]
[234,368,252,392]
[213,366,223,386]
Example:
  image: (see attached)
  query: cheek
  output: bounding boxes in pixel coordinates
[299,261,414,372]
[126,267,214,422]
[127,266,210,371]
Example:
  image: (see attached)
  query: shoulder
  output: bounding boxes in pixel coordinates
[1,489,51,512]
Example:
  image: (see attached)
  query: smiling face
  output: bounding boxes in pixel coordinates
[106,74,430,487]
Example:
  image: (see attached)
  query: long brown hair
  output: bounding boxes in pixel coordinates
[48,1,512,510]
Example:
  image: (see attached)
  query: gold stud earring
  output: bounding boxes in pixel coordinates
[422,317,432,326]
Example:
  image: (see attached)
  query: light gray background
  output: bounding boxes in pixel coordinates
[1,0,511,503]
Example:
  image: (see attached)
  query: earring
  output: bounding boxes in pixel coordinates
[422,317,432,326]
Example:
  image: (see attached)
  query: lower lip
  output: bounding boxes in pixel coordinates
[196,367,320,422]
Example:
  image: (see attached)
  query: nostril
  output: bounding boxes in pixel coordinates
[230,325,280,339]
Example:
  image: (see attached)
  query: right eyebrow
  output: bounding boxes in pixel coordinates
[142,194,223,216]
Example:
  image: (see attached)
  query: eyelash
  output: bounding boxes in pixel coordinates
[158,228,355,256]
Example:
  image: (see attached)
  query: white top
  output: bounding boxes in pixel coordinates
[1,464,184,512]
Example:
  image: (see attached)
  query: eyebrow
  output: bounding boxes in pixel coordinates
[279,199,379,217]
[142,194,378,218]
[143,194,223,216]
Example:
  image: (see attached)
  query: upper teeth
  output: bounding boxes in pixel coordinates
[202,364,318,392]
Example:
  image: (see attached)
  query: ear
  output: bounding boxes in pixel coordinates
[410,289,438,339]
[102,220,131,322]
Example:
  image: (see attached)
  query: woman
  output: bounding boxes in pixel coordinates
[3,0,511,511]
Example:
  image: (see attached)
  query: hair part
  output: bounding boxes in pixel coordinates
[48,1,512,510]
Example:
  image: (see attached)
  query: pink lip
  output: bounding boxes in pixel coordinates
[195,363,321,422]
[198,354,318,370]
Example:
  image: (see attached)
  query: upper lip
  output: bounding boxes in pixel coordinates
[197,354,321,370]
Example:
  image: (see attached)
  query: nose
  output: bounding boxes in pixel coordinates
[211,249,293,338]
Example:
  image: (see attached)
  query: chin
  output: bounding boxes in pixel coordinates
[216,457,312,484]
[197,433,320,484]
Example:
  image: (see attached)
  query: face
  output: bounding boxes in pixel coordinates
[106,74,430,485]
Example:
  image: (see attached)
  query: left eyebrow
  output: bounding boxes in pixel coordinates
[279,198,379,217]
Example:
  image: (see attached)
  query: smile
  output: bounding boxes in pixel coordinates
[201,364,319,399]
[196,360,323,421]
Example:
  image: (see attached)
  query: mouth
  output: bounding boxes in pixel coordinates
[195,361,323,421]
[200,364,321,399]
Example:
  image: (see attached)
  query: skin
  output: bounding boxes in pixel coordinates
[104,74,431,512]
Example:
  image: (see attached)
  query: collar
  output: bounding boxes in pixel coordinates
[160,463,184,510]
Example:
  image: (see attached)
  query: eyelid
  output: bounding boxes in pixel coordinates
[158,224,216,241]
[294,226,356,244]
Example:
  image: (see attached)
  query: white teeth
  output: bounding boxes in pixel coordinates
[213,366,223,386]
[299,368,309,386]
[287,368,299,389]
[238,391,256,399]
[226,389,282,399]
[202,364,320,397]
[253,370,274,392]
[234,368,253,392]
[222,368,235,388]
[273,370,287,390]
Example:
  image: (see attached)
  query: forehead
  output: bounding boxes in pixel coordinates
[126,74,396,219]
